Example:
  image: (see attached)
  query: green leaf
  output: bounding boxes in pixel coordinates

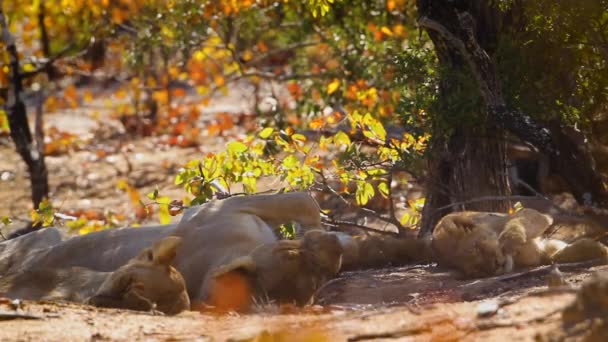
[355,181,374,206]
[259,127,275,139]
[1,216,12,226]
[282,154,299,169]
[146,188,159,200]
[279,222,297,239]
[227,141,248,154]
[334,131,351,146]
[175,172,185,185]
[378,182,389,198]
[369,121,386,141]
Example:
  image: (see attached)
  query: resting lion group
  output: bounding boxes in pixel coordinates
[0,192,606,315]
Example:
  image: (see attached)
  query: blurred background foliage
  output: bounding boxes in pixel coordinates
[1,0,607,235]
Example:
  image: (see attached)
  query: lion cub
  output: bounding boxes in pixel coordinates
[0,237,189,315]
[432,209,608,277]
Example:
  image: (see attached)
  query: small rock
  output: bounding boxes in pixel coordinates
[476,300,500,318]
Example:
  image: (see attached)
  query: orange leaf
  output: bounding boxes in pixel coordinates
[64,85,78,103]
[83,90,93,102]
[214,75,225,87]
[171,88,186,97]
[115,89,128,99]
[309,118,325,129]
[287,82,302,100]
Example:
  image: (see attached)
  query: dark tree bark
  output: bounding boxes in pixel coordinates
[1,2,49,211]
[37,0,58,80]
[418,1,511,236]
[417,0,608,236]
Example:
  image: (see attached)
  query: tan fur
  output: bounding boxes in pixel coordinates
[4,192,328,309]
[0,237,189,315]
[168,192,325,303]
[208,229,343,308]
[432,209,608,277]
[10,224,175,274]
[329,232,431,271]
[432,211,518,277]
[0,227,64,274]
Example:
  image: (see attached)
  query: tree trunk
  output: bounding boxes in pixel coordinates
[37,0,57,80]
[1,2,49,211]
[417,1,510,236]
[417,0,608,235]
[419,127,511,236]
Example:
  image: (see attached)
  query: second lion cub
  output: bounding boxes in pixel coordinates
[432,208,608,277]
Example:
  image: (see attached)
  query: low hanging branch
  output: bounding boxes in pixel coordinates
[417,9,608,206]
[0,0,49,210]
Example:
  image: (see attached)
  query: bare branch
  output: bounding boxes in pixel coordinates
[21,43,74,79]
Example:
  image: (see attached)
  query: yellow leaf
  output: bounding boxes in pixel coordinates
[22,63,36,72]
[291,133,307,142]
[326,78,341,95]
[400,212,412,226]
[83,90,93,102]
[259,127,274,139]
[157,196,172,224]
[241,49,253,62]
[381,26,393,36]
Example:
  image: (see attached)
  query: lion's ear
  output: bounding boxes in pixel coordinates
[212,256,257,278]
[148,236,182,265]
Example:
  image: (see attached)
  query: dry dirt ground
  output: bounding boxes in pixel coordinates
[0,264,604,341]
[0,83,604,341]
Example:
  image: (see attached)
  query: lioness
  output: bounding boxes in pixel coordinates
[0,236,190,315]
[169,192,333,306]
[4,192,336,309]
[432,208,608,277]
[0,227,64,274]
[10,224,175,274]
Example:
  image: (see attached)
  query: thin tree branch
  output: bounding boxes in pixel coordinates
[315,169,414,232]
[21,43,74,79]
